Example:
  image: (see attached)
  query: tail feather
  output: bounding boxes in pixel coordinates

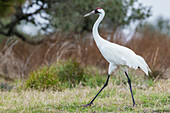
[136,55,151,75]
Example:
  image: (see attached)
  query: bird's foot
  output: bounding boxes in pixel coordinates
[81,103,93,107]
[124,104,137,109]
[133,104,137,107]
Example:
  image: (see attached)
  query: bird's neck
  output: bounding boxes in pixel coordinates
[92,12,106,47]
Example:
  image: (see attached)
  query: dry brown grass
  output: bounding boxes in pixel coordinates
[0,30,169,80]
[127,32,170,78]
[0,35,76,79]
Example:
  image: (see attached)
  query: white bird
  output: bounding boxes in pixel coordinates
[82,7,151,107]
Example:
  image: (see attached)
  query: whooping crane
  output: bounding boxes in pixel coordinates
[82,7,151,107]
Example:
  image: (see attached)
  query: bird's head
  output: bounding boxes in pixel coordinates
[84,7,104,17]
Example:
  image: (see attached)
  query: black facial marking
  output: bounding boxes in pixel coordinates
[95,9,100,14]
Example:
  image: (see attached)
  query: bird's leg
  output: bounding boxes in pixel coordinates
[125,71,136,106]
[82,74,110,107]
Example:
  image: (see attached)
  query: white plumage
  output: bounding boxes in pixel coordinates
[82,7,151,107]
[85,8,151,75]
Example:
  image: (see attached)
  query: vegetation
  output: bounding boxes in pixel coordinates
[132,17,170,79]
[0,26,169,80]
[137,16,170,36]
[0,70,169,112]
[25,60,105,91]
[0,0,26,17]
[0,0,151,43]
[0,0,169,112]
[51,0,151,33]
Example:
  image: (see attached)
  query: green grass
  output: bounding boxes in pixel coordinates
[0,72,169,112]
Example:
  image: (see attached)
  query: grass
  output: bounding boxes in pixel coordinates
[0,71,169,112]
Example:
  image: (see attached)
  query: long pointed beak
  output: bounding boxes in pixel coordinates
[84,10,95,17]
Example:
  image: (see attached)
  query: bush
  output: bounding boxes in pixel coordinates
[25,60,105,91]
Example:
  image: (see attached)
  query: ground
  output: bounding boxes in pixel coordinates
[0,74,169,112]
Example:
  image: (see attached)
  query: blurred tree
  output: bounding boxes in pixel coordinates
[0,0,151,44]
[0,0,55,44]
[0,0,25,17]
[137,17,170,36]
[155,17,170,35]
[51,0,151,33]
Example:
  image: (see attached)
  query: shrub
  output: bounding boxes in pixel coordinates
[25,60,105,91]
